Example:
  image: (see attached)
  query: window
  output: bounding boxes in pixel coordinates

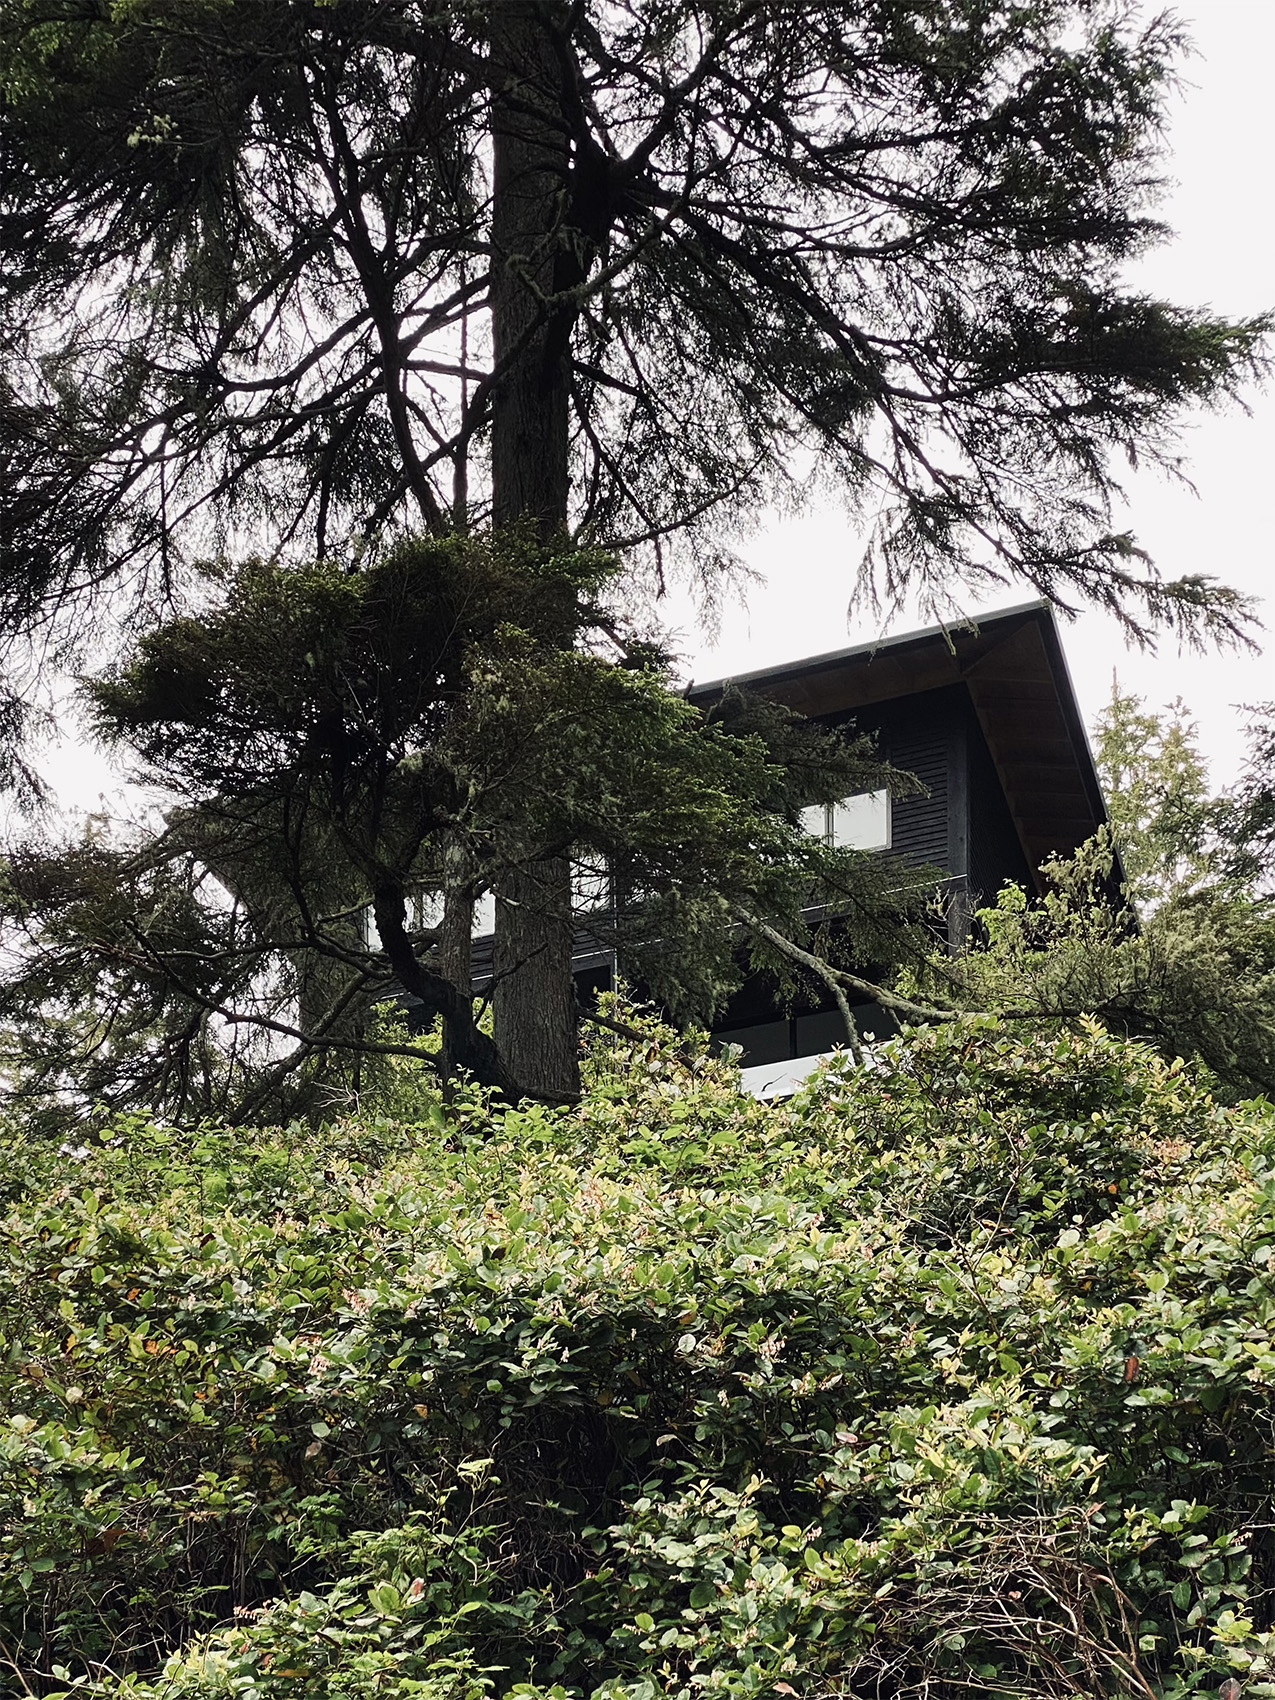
[800,789,891,851]
[400,888,495,939]
[463,865,609,942]
[410,889,444,931]
[393,860,610,948]
[572,858,612,915]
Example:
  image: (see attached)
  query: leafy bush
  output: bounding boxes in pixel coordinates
[3,1019,1275,1698]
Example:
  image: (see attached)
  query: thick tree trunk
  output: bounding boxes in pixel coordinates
[489,0,571,529]
[493,853,578,1101]
[488,0,580,1101]
[493,853,579,1101]
[373,882,514,1095]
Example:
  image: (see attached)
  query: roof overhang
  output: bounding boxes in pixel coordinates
[689,601,1114,891]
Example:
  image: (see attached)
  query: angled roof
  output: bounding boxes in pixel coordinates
[688,600,1112,888]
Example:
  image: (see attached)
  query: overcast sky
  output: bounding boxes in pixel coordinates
[673,0,1275,787]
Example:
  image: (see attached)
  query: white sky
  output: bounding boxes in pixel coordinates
[672,0,1275,788]
[35,0,1275,818]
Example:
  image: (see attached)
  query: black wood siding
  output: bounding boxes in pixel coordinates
[967,712,1034,907]
[886,723,949,868]
[840,686,963,874]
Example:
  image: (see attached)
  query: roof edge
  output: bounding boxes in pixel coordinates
[685,599,1052,701]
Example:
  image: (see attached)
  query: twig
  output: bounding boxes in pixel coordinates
[578,1001,701,1062]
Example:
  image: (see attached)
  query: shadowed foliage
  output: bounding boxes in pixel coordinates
[3,1017,1275,1697]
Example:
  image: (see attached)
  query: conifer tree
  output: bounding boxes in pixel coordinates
[1,0,1267,1090]
[1092,681,1218,910]
[933,692,1275,1100]
[0,540,927,1119]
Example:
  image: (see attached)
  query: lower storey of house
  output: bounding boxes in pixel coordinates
[713,1000,896,1064]
[573,959,895,1068]
[704,964,897,1065]
[436,938,896,1071]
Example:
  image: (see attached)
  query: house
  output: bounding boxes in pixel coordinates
[684,598,1117,1070]
[447,599,1115,1076]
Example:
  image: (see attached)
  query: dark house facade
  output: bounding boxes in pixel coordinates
[450,600,1113,1068]
[686,600,1115,1065]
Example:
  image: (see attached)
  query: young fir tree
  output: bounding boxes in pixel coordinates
[0,538,929,1121]
[1218,704,1275,898]
[927,691,1275,1100]
[0,0,1268,1093]
[1092,680,1219,910]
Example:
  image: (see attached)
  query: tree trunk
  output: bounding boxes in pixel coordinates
[489,0,571,530]
[373,882,514,1095]
[438,833,475,1083]
[493,853,578,1102]
[488,0,580,1100]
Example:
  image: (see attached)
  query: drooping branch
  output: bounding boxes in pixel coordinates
[371,881,516,1098]
[735,910,863,1063]
[577,1000,704,1063]
[735,908,959,1035]
[229,956,438,1123]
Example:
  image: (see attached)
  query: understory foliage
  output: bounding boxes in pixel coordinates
[932,690,1275,1102]
[4,1017,1275,1698]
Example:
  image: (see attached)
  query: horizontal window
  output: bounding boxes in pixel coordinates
[800,789,891,852]
[375,888,495,941]
[407,868,604,946]
[410,889,443,931]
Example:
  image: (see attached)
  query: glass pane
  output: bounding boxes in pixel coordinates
[413,889,444,930]
[830,790,890,850]
[799,803,829,841]
[572,859,611,913]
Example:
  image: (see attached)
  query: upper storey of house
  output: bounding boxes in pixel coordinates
[686,599,1114,913]
[403,600,1114,1073]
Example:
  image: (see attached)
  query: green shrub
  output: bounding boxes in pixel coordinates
[3,1019,1275,1698]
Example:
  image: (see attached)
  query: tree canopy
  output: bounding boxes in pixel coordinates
[1,0,1267,659]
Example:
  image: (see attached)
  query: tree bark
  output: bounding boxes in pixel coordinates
[489,0,572,531]
[488,0,580,1100]
[373,882,514,1095]
[438,833,475,1083]
[493,853,578,1101]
